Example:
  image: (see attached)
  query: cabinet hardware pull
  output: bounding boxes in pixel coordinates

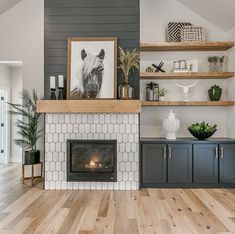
[168,147,172,159]
[215,147,218,159]
[220,147,224,159]
[163,147,167,159]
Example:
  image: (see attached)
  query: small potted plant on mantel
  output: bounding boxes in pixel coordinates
[8,89,42,165]
[118,47,140,99]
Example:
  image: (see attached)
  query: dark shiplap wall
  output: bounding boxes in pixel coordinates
[44,0,140,99]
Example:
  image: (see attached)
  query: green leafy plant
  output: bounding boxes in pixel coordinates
[7,89,42,151]
[188,121,217,140]
[159,88,168,97]
[119,47,140,83]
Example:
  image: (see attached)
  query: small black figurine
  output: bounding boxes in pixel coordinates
[152,61,165,72]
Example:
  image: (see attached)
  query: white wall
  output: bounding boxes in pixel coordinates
[10,67,23,162]
[227,27,235,138]
[0,0,44,161]
[0,0,44,96]
[140,0,231,138]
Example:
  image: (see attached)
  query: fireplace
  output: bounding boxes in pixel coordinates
[67,140,117,182]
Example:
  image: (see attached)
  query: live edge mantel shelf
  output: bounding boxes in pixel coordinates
[140,42,234,51]
[36,100,141,113]
[140,72,235,79]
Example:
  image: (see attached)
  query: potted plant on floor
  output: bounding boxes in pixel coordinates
[8,89,42,165]
[118,47,139,99]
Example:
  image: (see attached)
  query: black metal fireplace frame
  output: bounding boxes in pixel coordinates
[67,139,117,182]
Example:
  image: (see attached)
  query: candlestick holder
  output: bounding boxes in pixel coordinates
[50,88,56,100]
[58,88,64,100]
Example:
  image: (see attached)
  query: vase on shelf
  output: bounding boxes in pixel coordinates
[118,82,134,99]
[208,85,222,101]
[162,110,180,140]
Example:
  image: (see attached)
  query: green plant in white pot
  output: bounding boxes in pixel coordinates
[8,89,43,165]
[118,47,139,99]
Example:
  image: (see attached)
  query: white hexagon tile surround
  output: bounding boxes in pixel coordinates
[45,113,139,190]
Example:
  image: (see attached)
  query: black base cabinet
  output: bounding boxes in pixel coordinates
[193,144,218,183]
[220,144,235,183]
[142,144,166,184]
[168,144,192,184]
[140,138,235,188]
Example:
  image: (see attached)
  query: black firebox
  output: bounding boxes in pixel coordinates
[67,140,117,182]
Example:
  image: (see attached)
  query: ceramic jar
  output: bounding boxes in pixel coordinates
[208,85,222,101]
[162,110,180,140]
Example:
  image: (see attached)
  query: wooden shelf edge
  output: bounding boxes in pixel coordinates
[36,100,141,113]
[140,42,234,51]
[141,101,235,107]
[140,72,235,79]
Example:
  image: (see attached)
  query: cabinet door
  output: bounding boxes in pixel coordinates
[219,144,235,183]
[141,144,167,184]
[194,144,218,183]
[168,144,192,183]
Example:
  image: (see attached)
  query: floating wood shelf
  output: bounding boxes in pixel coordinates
[141,101,235,107]
[140,42,234,52]
[36,100,141,113]
[140,72,235,79]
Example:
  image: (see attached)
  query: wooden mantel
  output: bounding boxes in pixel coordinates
[36,100,141,113]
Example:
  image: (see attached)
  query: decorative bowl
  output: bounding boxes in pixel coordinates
[188,122,217,140]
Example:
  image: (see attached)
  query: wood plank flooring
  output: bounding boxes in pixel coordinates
[1,164,235,234]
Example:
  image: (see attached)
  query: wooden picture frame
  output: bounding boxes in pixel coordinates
[67,37,117,100]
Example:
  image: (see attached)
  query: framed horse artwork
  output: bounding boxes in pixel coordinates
[67,37,117,99]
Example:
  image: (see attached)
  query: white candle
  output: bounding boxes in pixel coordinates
[50,76,56,89]
[58,75,64,88]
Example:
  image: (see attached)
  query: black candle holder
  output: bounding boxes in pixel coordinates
[58,88,64,100]
[50,89,56,100]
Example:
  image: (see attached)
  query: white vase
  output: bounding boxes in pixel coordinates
[162,110,180,140]
[159,96,165,101]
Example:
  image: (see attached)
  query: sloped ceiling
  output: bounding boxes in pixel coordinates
[176,0,235,32]
[0,0,22,15]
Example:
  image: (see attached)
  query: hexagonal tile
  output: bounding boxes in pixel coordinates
[50,142,55,152]
[120,124,125,134]
[53,133,58,143]
[61,124,67,133]
[126,162,131,172]
[46,171,52,181]
[99,114,105,124]
[47,133,52,143]
[47,114,53,124]
[53,171,58,181]
[120,143,125,153]
[56,143,61,153]
[82,114,87,123]
[84,124,90,133]
[53,114,59,124]
[58,114,64,123]
[114,124,119,134]
[105,114,111,123]
[50,161,56,171]
[56,124,62,133]
[120,162,125,172]
[52,152,59,161]
[50,124,56,133]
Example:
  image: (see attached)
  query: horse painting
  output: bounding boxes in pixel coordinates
[67,37,117,99]
[76,49,105,98]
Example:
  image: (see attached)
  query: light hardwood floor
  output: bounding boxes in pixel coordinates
[1,164,235,234]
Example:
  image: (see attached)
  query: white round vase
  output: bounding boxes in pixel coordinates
[162,110,180,140]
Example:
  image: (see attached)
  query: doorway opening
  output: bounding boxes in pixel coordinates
[0,61,23,164]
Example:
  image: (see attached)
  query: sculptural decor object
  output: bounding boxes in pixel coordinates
[208,85,222,101]
[163,110,180,140]
[176,81,198,101]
